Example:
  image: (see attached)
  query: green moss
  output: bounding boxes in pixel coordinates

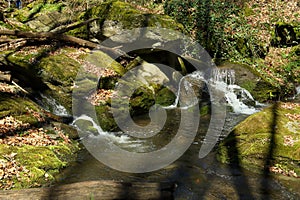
[200,105,210,116]
[239,80,256,94]
[0,21,13,30]
[0,143,78,189]
[13,1,64,23]
[107,1,144,28]
[0,94,43,126]
[7,52,33,68]
[147,14,184,31]
[95,105,118,131]
[38,54,80,85]
[129,86,155,116]
[84,0,183,38]
[244,6,254,17]
[217,103,300,176]
[155,87,176,106]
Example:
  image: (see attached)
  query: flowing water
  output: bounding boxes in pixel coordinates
[35,93,70,116]
[45,68,299,199]
[59,111,299,199]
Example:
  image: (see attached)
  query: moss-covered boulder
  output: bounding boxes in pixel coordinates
[0,141,78,189]
[217,102,300,177]
[0,93,44,127]
[155,87,176,106]
[76,0,184,43]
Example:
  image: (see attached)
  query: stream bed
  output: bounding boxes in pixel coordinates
[56,110,300,199]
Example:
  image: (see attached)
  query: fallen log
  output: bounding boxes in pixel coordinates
[0,29,99,48]
[0,180,175,200]
[0,30,128,58]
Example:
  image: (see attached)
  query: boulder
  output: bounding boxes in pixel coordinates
[81,0,184,44]
[218,102,300,177]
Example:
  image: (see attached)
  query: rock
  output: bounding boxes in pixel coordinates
[0,93,45,126]
[129,86,155,116]
[26,11,67,32]
[135,61,169,86]
[217,102,300,177]
[82,1,184,44]
[95,105,118,132]
[218,62,279,102]
[155,87,176,106]
[51,122,79,140]
[87,50,125,76]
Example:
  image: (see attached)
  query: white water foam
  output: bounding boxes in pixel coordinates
[72,115,145,149]
[39,93,69,116]
[212,68,258,114]
[165,69,259,114]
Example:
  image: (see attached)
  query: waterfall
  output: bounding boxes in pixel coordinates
[36,93,70,116]
[166,68,259,114]
[212,68,258,114]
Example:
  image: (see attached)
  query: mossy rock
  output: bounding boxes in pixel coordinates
[50,122,79,140]
[98,76,119,90]
[217,102,300,176]
[82,0,184,42]
[38,54,80,86]
[6,47,82,112]
[129,86,155,116]
[95,105,118,132]
[12,0,64,23]
[0,93,44,126]
[0,143,78,189]
[72,118,100,136]
[155,87,176,106]
[37,49,82,111]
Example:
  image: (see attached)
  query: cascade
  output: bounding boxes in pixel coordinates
[166,68,259,114]
[211,68,258,114]
[72,115,147,150]
[36,93,69,116]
